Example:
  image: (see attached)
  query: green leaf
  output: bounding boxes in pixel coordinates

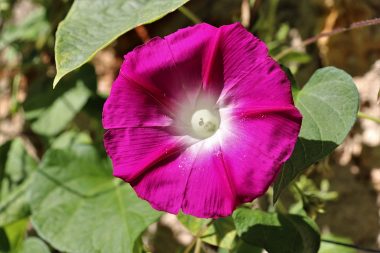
[24,64,96,121]
[0,138,37,227]
[50,131,92,149]
[30,146,161,253]
[178,214,236,249]
[0,7,50,50]
[0,179,30,227]
[232,240,262,253]
[15,237,50,253]
[233,208,320,253]
[4,138,37,187]
[1,219,29,253]
[53,0,189,87]
[280,65,299,98]
[0,141,12,194]
[278,51,312,65]
[274,67,359,201]
[319,234,356,253]
[31,79,91,136]
[0,228,10,252]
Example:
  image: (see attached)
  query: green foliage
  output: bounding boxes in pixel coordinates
[53,0,189,87]
[178,214,236,249]
[0,219,29,253]
[0,228,10,252]
[29,146,162,253]
[0,140,35,252]
[280,65,300,98]
[0,179,30,228]
[0,142,12,194]
[15,237,50,253]
[0,1,368,252]
[30,78,91,136]
[289,176,338,218]
[3,139,37,187]
[253,0,280,42]
[274,67,359,201]
[279,51,312,64]
[319,234,356,253]
[0,139,37,227]
[50,130,92,149]
[231,240,262,253]
[233,208,320,253]
[0,7,50,50]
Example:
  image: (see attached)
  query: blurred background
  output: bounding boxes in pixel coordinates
[0,0,380,252]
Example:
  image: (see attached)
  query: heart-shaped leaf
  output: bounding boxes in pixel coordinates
[30,145,162,253]
[274,67,359,201]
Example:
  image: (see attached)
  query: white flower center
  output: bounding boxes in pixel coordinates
[191,109,220,139]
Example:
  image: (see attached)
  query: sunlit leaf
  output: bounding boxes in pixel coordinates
[53,0,189,87]
[30,145,162,253]
[278,51,312,64]
[16,237,50,253]
[50,131,92,149]
[1,219,29,253]
[178,213,236,249]
[0,179,30,227]
[319,234,356,253]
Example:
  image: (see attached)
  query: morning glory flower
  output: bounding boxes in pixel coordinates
[102,23,302,218]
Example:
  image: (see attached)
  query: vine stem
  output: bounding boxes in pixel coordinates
[274,17,380,60]
[194,238,202,253]
[322,239,380,253]
[241,0,251,28]
[178,6,202,24]
[183,219,215,253]
[358,112,380,124]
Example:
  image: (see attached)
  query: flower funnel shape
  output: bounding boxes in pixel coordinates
[103,23,302,218]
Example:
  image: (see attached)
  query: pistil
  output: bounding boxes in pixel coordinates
[191,109,220,139]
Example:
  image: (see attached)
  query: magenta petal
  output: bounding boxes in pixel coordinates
[164,23,223,102]
[121,37,182,104]
[217,23,293,108]
[102,74,172,129]
[132,140,236,218]
[103,23,303,218]
[121,24,223,106]
[218,107,302,202]
[130,147,196,214]
[104,127,190,181]
[181,142,236,218]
